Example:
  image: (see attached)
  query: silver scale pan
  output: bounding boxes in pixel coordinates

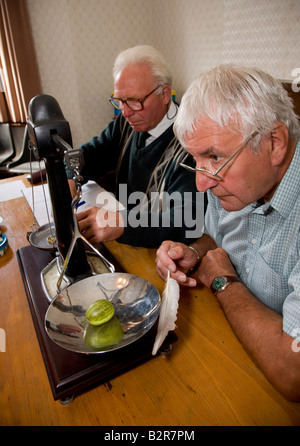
[29,222,57,251]
[27,183,161,354]
[45,273,161,354]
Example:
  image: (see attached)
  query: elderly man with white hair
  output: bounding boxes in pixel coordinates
[67,45,204,247]
[156,65,300,401]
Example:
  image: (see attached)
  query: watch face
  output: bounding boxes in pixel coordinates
[213,276,227,291]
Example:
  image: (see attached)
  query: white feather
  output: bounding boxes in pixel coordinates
[152,270,180,355]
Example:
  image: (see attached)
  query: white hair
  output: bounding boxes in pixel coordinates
[174,64,300,150]
[113,45,172,87]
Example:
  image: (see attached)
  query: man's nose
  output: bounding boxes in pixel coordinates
[122,103,135,118]
[196,172,218,192]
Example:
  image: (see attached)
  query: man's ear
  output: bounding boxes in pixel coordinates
[270,122,289,166]
[162,84,172,105]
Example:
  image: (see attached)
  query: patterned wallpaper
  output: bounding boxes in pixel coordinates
[26,0,300,148]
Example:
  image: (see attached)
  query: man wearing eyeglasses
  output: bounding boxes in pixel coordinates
[155,65,300,401]
[67,45,204,247]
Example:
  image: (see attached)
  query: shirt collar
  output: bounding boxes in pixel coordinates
[148,101,177,140]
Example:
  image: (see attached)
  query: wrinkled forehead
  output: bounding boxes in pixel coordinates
[184,117,242,150]
[114,64,155,95]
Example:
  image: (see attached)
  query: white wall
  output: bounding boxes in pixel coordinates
[26,0,300,148]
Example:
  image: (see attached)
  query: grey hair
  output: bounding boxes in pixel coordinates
[113,45,172,87]
[174,64,300,150]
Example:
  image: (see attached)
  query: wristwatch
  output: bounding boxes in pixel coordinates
[210,275,240,295]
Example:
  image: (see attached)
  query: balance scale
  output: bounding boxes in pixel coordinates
[17,95,176,404]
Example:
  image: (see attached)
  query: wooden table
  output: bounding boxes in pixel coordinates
[0,174,299,427]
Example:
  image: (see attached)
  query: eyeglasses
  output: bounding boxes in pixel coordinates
[180,131,259,181]
[109,85,162,111]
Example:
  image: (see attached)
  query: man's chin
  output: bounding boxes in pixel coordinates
[128,122,144,132]
[218,196,245,212]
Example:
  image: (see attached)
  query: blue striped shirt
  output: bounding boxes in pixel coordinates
[205,139,300,338]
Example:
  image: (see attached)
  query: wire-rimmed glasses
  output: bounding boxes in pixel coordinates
[109,85,162,111]
[180,131,258,181]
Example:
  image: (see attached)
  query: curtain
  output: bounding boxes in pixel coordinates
[0,0,41,123]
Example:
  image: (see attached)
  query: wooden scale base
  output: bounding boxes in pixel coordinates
[17,244,176,403]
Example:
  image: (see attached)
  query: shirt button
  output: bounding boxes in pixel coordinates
[245,267,250,274]
[252,238,257,245]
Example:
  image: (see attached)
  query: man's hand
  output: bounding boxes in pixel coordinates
[156,235,218,286]
[155,240,199,287]
[77,206,124,244]
[196,247,238,289]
